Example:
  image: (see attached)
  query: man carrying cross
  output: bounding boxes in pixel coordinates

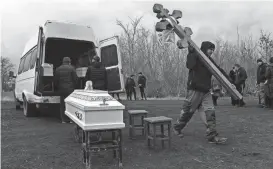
[173,41,228,144]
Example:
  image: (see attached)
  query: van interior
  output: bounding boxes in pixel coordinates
[42,38,97,93]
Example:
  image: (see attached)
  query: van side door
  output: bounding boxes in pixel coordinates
[34,27,44,95]
[99,36,125,93]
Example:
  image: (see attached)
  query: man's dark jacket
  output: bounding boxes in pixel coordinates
[85,62,108,90]
[257,63,267,84]
[186,41,229,93]
[138,75,147,88]
[229,70,236,84]
[54,63,78,94]
[235,67,247,86]
[126,77,136,89]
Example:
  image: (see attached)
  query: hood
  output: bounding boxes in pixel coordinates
[200,41,215,55]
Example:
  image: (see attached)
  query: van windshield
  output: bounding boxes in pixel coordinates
[44,38,97,69]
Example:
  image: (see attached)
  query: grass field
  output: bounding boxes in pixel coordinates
[1,93,273,169]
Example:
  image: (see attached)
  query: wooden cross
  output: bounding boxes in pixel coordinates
[153,4,242,100]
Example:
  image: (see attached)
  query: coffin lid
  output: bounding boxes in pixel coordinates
[65,90,125,111]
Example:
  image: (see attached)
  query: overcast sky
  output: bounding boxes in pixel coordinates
[1,0,273,69]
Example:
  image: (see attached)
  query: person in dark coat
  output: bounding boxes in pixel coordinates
[127,75,137,100]
[138,72,147,100]
[256,58,267,107]
[229,67,237,106]
[125,76,130,100]
[54,57,78,123]
[173,41,228,144]
[264,57,273,108]
[234,64,247,107]
[85,56,108,91]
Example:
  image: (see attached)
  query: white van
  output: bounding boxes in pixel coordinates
[12,20,125,117]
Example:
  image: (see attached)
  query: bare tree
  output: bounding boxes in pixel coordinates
[116,16,143,74]
[1,56,15,91]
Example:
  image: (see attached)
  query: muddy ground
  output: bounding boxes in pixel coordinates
[1,93,273,169]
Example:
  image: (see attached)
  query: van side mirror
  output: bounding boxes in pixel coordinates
[9,71,16,78]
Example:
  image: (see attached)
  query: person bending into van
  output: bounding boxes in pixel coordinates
[85,56,108,91]
[138,72,147,100]
[173,41,229,144]
[54,57,78,123]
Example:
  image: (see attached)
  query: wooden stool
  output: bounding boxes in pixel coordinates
[128,110,148,139]
[144,116,172,149]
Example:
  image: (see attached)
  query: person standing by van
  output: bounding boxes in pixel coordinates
[85,56,108,91]
[138,72,147,100]
[54,57,78,123]
[127,75,137,100]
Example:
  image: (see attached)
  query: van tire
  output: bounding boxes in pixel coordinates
[14,92,21,110]
[23,96,37,117]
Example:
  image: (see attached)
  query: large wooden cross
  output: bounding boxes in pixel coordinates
[153,4,242,100]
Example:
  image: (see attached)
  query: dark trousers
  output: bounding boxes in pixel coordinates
[233,84,245,106]
[139,87,147,100]
[174,90,218,141]
[129,87,136,100]
[212,95,218,106]
[60,92,71,122]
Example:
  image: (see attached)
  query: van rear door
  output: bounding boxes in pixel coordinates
[99,36,124,93]
[34,27,44,95]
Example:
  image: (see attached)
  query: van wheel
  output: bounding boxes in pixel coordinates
[23,96,37,117]
[16,101,21,110]
[14,92,21,110]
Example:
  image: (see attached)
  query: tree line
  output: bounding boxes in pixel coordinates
[117,17,273,98]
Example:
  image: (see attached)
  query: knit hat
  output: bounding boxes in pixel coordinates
[200,41,215,54]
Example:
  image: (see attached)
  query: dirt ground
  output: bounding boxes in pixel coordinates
[1,93,273,169]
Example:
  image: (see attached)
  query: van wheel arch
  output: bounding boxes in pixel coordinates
[14,91,21,110]
[22,94,38,117]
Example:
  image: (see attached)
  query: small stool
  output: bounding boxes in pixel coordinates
[144,116,172,149]
[128,110,148,139]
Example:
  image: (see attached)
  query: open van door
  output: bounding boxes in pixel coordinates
[34,27,44,96]
[99,36,125,93]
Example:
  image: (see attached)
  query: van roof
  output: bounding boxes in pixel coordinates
[22,20,97,57]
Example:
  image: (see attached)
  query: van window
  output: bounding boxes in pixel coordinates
[22,52,32,72]
[101,44,118,67]
[30,47,37,69]
[18,57,26,74]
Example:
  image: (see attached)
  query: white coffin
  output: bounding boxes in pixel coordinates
[64,90,125,131]
[76,67,88,77]
[42,63,53,76]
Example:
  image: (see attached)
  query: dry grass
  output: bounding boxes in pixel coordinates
[1,96,273,169]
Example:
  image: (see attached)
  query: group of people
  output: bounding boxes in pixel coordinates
[54,55,148,123]
[211,63,248,107]
[124,73,147,101]
[54,55,108,123]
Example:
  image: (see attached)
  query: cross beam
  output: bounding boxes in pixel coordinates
[153,4,242,100]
